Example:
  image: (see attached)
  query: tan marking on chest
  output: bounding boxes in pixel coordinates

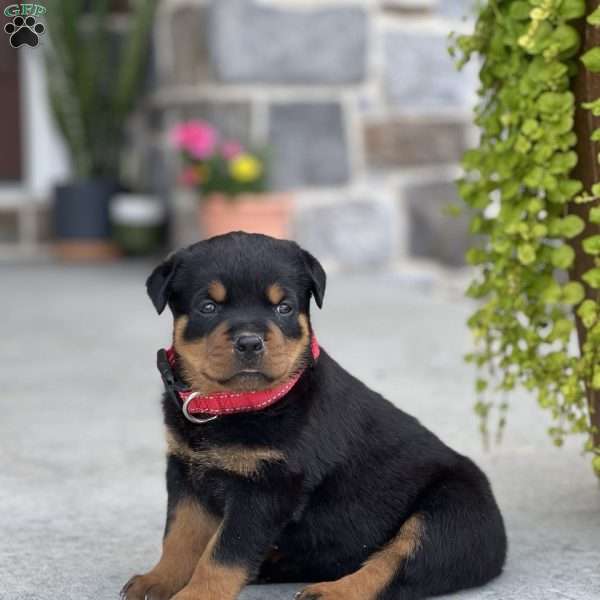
[166,430,286,477]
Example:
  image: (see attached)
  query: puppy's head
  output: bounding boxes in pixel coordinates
[147,232,326,393]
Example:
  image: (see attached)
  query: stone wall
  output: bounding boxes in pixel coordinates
[145,0,478,268]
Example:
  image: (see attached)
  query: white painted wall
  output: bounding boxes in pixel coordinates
[20,46,70,199]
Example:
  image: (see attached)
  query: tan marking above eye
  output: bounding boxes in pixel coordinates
[266,283,285,305]
[208,280,227,303]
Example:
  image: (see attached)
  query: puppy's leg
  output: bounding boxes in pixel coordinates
[296,515,423,600]
[298,464,507,600]
[171,473,300,600]
[122,457,219,600]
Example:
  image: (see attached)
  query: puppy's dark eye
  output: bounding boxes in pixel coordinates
[276,302,293,315]
[198,301,217,315]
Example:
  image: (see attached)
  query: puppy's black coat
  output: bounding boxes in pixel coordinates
[123,233,507,600]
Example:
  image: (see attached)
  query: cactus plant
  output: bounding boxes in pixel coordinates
[44,0,157,181]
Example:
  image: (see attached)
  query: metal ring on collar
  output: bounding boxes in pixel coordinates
[182,392,219,424]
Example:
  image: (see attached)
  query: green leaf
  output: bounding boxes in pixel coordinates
[518,244,537,265]
[515,135,532,154]
[540,278,562,304]
[509,1,532,20]
[581,47,600,73]
[522,119,541,138]
[547,24,580,57]
[582,268,600,288]
[524,166,545,188]
[562,282,585,305]
[587,6,600,26]
[560,215,586,238]
[577,299,598,328]
[538,91,574,114]
[583,98,600,116]
[583,235,600,255]
[560,0,586,20]
[589,206,600,224]
[551,245,575,269]
[523,20,554,55]
[493,237,512,254]
[549,319,573,341]
[549,151,578,174]
[549,179,583,204]
[592,372,600,391]
[466,248,487,265]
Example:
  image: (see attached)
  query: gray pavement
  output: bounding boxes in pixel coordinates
[0,262,599,600]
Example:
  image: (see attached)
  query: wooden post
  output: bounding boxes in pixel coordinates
[570,1,600,453]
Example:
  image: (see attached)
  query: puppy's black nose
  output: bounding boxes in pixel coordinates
[234,334,264,355]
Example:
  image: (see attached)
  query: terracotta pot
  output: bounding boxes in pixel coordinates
[199,193,293,240]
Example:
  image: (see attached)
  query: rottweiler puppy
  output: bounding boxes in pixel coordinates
[122,232,507,600]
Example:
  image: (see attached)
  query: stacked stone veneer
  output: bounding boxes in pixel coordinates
[146,0,478,268]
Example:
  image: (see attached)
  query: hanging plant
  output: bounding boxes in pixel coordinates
[451,0,600,474]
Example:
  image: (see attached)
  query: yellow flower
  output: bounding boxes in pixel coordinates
[229,154,263,183]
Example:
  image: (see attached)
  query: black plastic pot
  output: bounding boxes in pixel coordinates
[53,180,118,240]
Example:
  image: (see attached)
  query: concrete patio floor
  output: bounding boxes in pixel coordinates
[0,262,599,600]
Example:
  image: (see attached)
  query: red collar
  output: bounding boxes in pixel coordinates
[158,335,320,424]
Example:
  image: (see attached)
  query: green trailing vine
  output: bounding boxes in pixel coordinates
[451,0,600,473]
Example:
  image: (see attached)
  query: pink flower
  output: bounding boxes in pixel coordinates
[172,121,217,159]
[220,140,244,160]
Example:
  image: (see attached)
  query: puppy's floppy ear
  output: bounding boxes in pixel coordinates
[302,250,326,309]
[146,251,181,314]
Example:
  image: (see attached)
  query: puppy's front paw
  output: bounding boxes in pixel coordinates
[120,573,176,600]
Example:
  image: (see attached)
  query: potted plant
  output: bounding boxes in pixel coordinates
[110,192,165,256]
[172,120,293,239]
[44,0,157,260]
